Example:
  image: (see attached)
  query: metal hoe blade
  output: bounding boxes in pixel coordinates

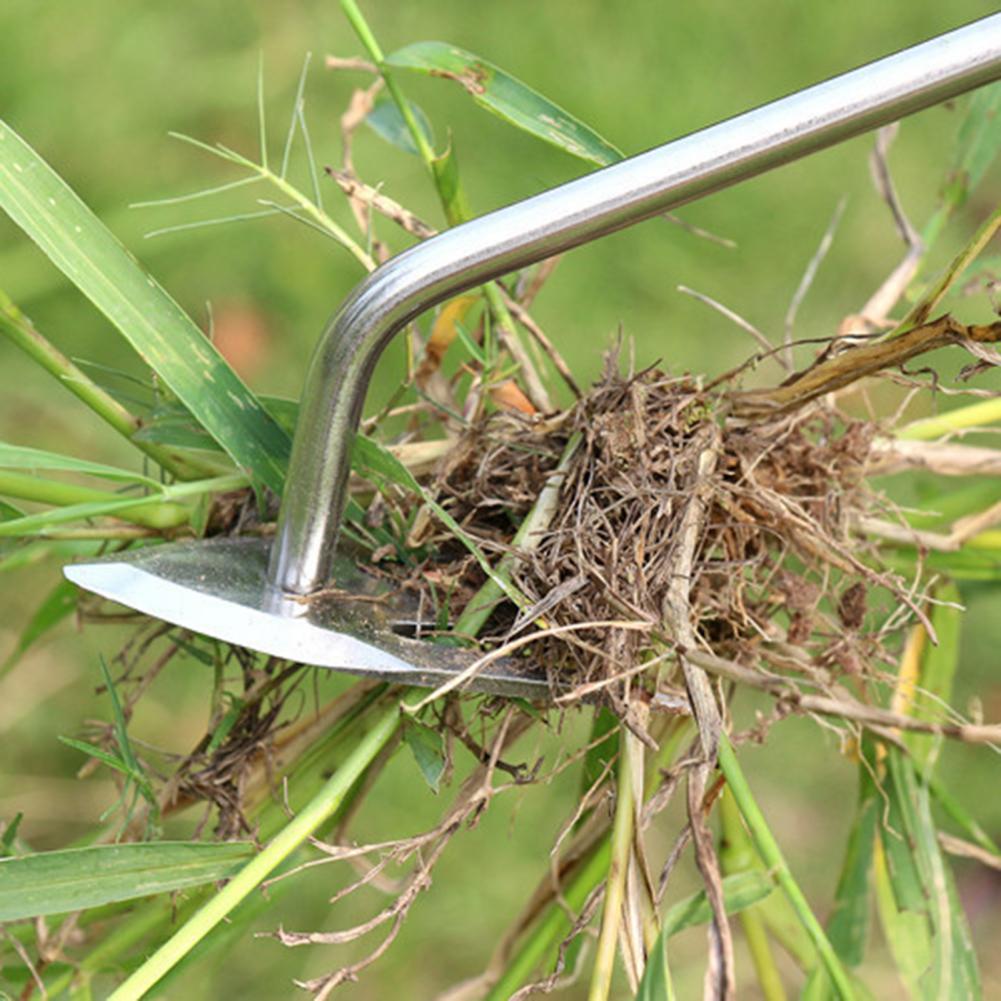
[65,538,552,699]
[65,15,1001,698]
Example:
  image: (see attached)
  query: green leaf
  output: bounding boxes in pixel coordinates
[0,841,254,921]
[0,498,24,560]
[825,761,879,968]
[947,81,1001,208]
[1,812,23,857]
[99,656,150,796]
[384,42,622,167]
[635,916,676,1001]
[902,479,1001,530]
[206,694,245,754]
[662,871,774,938]
[0,442,160,487]
[132,408,222,452]
[581,705,618,796]
[0,498,23,520]
[1,577,77,677]
[929,776,999,855]
[403,720,446,794]
[365,94,435,156]
[0,538,103,574]
[431,140,471,227]
[59,736,139,780]
[0,119,291,493]
[906,582,962,770]
[879,749,982,999]
[880,547,1001,583]
[881,755,926,914]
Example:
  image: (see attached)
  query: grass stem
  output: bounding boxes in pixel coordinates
[719,788,787,1001]
[0,472,189,530]
[588,726,634,1001]
[107,698,404,1000]
[0,292,212,480]
[717,734,855,1001]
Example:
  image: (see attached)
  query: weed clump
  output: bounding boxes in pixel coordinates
[404,351,906,720]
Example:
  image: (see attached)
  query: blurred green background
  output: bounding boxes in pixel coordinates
[2,1,1001,998]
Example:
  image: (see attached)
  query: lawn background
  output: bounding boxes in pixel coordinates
[2,2,1000,998]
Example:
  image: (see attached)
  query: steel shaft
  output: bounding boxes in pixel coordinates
[270,14,1001,594]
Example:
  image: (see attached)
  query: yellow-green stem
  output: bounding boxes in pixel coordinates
[896,397,1001,441]
[107,697,405,1000]
[720,789,787,1001]
[588,727,635,1001]
[0,471,189,530]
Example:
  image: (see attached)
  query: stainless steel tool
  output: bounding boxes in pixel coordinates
[65,15,1001,697]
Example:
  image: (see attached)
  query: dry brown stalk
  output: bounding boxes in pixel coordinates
[325,167,436,240]
[730,315,1001,418]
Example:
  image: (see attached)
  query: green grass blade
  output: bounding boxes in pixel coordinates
[881,749,982,1000]
[717,734,856,1000]
[903,203,1001,328]
[906,583,962,770]
[0,120,291,494]
[0,290,209,479]
[1,577,76,677]
[880,548,1001,583]
[0,842,254,921]
[821,752,880,977]
[929,776,1000,855]
[107,698,402,1000]
[661,871,775,938]
[631,873,775,1001]
[635,919,677,1001]
[0,442,160,487]
[366,94,435,156]
[581,705,618,799]
[384,41,622,167]
[0,472,244,537]
[925,82,1001,244]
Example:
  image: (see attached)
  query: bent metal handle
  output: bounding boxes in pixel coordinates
[270,14,1001,595]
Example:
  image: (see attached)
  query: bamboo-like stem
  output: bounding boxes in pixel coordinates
[339,0,435,166]
[717,734,855,1001]
[0,472,245,536]
[588,727,635,1001]
[107,698,404,1001]
[0,291,216,481]
[0,471,189,530]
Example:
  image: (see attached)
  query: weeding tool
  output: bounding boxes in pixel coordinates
[65,16,1001,698]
